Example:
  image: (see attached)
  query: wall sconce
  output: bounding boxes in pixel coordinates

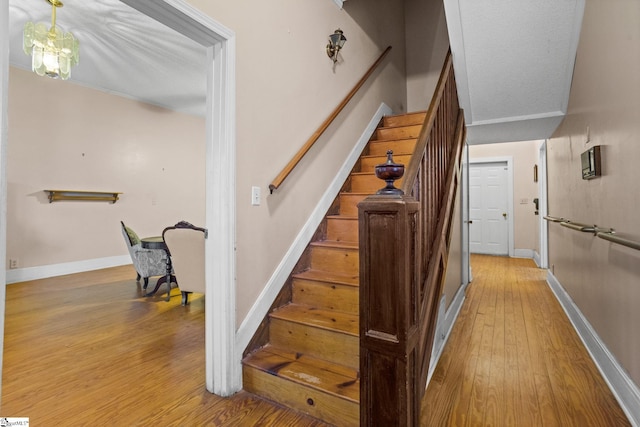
[326,29,347,63]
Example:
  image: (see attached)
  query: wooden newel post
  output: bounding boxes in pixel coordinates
[358,192,421,426]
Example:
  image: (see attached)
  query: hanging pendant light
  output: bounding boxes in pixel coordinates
[23,0,79,80]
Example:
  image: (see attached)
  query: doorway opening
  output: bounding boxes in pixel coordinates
[0,0,240,397]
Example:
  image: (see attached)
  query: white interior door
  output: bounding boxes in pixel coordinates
[469,162,509,255]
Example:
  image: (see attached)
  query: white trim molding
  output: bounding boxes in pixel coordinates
[236,103,392,352]
[547,271,640,426]
[5,255,130,284]
[514,248,534,259]
[427,282,467,385]
[0,0,9,403]
[122,0,239,396]
[332,0,345,9]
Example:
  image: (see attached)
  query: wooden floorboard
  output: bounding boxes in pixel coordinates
[422,255,631,426]
[1,256,631,426]
[1,265,330,426]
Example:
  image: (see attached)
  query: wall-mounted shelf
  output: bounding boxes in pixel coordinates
[44,190,122,204]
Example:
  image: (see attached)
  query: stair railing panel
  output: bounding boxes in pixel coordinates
[358,50,465,426]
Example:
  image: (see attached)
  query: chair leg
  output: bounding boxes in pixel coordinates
[181,292,188,306]
[136,273,141,282]
[143,277,149,290]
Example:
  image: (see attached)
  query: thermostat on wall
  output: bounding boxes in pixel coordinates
[581,146,601,180]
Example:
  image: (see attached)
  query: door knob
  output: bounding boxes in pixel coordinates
[502,212,507,218]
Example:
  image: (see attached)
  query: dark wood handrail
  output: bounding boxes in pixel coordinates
[269,46,393,193]
[401,49,453,195]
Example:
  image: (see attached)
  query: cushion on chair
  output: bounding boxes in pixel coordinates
[124,225,141,246]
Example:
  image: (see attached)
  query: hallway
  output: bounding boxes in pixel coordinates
[422,255,629,426]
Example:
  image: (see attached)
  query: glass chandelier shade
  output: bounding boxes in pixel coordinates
[23,0,79,80]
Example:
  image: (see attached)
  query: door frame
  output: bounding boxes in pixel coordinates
[0,0,9,403]
[468,156,515,257]
[461,144,471,284]
[0,0,241,397]
[537,141,549,268]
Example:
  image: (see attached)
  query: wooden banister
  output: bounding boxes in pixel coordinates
[358,49,464,426]
[269,46,393,193]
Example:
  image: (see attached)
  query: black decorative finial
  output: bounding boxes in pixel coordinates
[374,150,404,195]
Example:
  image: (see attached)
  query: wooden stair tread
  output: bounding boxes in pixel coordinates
[243,345,359,403]
[360,153,412,159]
[293,269,358,287]
[368,137,417,144]
[271,303,358,336]
[310,240,358,250]
[326,215,357,220]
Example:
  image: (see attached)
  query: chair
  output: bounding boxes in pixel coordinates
[120,221,168,289]
[162,221,206,305]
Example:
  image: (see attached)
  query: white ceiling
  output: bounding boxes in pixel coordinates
[8,0,207,117]
[8,0,585,143]
[445,0,585,144]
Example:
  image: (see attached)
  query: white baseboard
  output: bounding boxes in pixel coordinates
[547,271,640,427]
[427,281,467,385]
[236,103,392,352]
[513,248,534,259]
[5,255,131,284]
[533,250,541,267]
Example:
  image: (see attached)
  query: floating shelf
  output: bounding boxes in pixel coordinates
[44,190,122,204]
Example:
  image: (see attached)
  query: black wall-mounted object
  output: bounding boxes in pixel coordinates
[581,145,601,180]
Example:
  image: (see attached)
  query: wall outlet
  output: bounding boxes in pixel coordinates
[9,258,18,269]
[251,186,261,206]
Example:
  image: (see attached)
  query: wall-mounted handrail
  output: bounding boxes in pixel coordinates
[546,215,640,251]
[269,46,392,193]
[560,222,597,233]
[597,232,640,251]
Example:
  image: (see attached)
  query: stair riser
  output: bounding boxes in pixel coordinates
[360,154,412,172]
[270,318,359,369]
[243,366,359,427]
[351,174,405,194]
[326,218,358,243]
[310,246,359,275]
[383,113,426,128]
[368,139,417,156]
[292,279,358,314]
[339,194,368,216]
[373,124,422,141]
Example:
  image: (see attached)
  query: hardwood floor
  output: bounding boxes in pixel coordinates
[422,255,630,426]
[1,266,329,426]
[1,256,630,425]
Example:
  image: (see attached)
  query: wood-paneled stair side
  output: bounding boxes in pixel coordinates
[242,111,426,426]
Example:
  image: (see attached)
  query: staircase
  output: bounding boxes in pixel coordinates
[242,111,426,426]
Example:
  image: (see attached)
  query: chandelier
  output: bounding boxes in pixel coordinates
[23,0,79,80]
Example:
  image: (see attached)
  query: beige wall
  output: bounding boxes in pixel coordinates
[7,1,450,336]
[469,140,541,254]
[7,67,205,268]
[185,0,409,324]
[547,0,640,384]
[405,0,450,112]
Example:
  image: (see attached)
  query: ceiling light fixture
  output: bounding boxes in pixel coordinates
[326,29,346,63]
[23,0,79,80]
